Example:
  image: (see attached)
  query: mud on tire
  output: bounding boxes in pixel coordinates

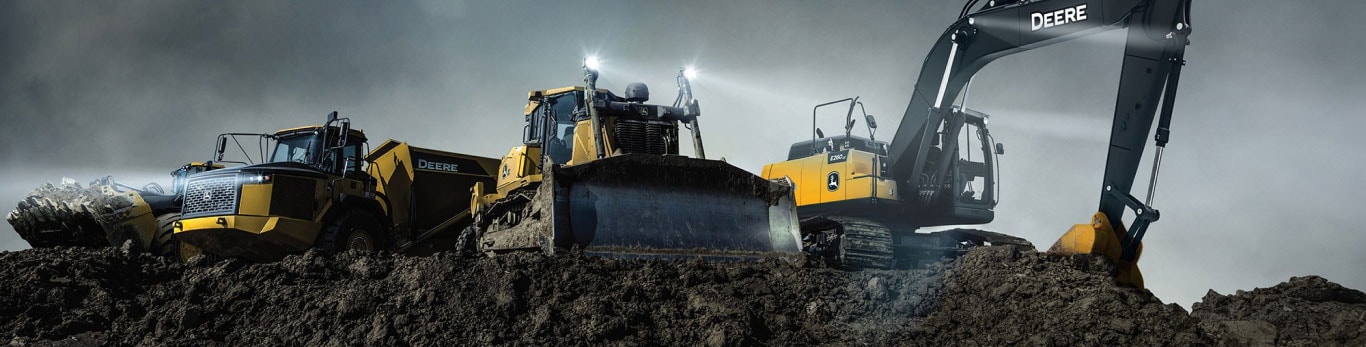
[316,210,384,255]
[152,212,181,257]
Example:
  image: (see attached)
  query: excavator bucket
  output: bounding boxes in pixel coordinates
[1048,212,1144,287]
[479,154,803,259]
[7,179,161,253]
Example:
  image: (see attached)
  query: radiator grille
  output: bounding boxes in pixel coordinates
[182,175,238,217]
[614,120,669,155]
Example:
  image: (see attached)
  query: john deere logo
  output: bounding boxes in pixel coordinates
[201,190,212,202]
[827,171,840,192]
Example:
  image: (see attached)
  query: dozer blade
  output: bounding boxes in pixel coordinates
[480,154,802,259]
[6,179,160,252]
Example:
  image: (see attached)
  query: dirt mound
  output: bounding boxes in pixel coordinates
[1192,276,1366,346]
[0,245,1361,346]
[908,247,1209,345]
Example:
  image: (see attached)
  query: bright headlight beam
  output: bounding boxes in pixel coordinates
[683,66,698,79]
[584,56,601,70]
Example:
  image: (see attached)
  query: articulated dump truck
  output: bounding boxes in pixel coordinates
[172,112,499,261]
[7,162,221,256]
[464,63,802,259]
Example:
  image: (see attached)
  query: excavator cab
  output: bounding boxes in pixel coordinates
[763,98,1017,268]
[915,107,1001,226]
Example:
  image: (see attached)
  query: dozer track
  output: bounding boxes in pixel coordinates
[475,154,803,259]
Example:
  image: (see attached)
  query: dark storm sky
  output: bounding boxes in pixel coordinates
[2,1,1363,308]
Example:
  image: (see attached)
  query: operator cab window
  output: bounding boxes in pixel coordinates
[272,134,319,164]
[319,139,363,176]
[544,93,579,164]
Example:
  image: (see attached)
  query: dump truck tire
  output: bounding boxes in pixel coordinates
[317,210,383,255]
[152,212,180,257]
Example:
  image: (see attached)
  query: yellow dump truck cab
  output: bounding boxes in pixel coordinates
[174,114,381,261]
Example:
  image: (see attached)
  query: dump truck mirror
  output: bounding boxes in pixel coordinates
[216,137,227,161]
[327,111,338,123]
[865,114,878,129]
[816,128,825,139]
[339,121,350,147]
[995,143,1006,155]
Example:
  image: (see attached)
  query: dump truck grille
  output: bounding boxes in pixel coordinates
[182,175,238,217]
[614,120,669,155]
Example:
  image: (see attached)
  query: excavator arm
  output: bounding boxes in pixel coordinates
[886,0,1192,287]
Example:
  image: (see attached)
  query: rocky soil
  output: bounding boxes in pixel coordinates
[1,245,1362,346]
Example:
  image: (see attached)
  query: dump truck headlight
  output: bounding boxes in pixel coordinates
[239,173,272,185]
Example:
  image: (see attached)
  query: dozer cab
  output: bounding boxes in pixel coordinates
[8,161,222,256]
[465,61,801,258]
[173,112,499,261]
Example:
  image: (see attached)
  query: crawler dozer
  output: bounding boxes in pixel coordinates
[173,112,499,261]
[465,61,802,258]
[7,162,222,256]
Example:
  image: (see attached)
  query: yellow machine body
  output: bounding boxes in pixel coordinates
[366,139,499,252]
[471,85,802,257]
[762,149,897,207]
[175,121,498,261]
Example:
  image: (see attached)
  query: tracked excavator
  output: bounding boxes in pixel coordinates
[763,0,1191,287]
[8,161,222,256]
[465,61,802,258]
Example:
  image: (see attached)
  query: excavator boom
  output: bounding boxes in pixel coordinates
[880,0,1191,285]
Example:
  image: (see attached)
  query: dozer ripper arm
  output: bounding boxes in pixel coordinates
[886,0,1192,286]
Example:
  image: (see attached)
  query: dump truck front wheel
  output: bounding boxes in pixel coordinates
[153,212,181,257]
[318,210,384,255]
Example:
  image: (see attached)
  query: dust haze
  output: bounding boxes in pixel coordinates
[2,0,1363,308]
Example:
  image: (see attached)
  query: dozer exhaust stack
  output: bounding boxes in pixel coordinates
[479,154,803,259]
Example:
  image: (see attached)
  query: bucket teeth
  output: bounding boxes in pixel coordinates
[6,179,145,249]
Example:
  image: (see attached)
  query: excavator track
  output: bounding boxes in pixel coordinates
[802,217,1035,269]
[800,217,894,270]
[836,218,895,270]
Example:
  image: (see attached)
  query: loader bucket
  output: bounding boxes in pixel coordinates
[6,179,160,252]
[556,154,802,258]
[7,182,109,248]
[481,154,802,259]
